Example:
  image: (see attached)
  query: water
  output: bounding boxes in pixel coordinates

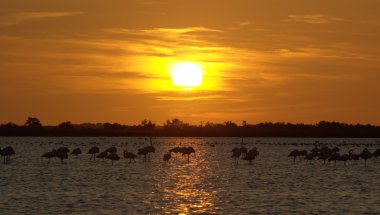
[1,137,380,214]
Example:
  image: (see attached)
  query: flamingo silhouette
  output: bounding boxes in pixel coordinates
[96,151,108,160]
[71,148,82,157]
[0,146,15,164]
[123,150,137,163]
[56,147,69,163]
[87,146,100,160]
[107,153,120,165]
[243,147,259,165]
[163,152,172,162]
[138,137,156,161]
[42,150,56,163]
[349,150,359,163]
[240,137,247,156]
[181,146,195,163]
[359,148,372,167]
[231,147,242,164]
[288,149,299,163]
[104,146,117,154]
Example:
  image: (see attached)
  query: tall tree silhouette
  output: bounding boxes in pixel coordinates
[24,117,42,128]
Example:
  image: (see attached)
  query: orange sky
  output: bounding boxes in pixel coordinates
[1,0,380,125]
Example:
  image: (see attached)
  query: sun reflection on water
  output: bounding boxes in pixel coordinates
[152,143,220,214]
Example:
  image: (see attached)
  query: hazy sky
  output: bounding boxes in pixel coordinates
[1,0,380,125]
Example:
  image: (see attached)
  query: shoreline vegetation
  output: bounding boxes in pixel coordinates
[1,117,380,137]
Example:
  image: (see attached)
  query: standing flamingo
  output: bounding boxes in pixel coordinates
[359,148,372,167]
[0,146,16,164]
[288,149,300,163]
[71,148,82,157]
[243,147,259,165]
[107,153,120,165]
[182,146,195,162]
[123,150,137,163]
[231,147,242,164]
[87,146,100,160]
[138,137,156,161]
[163,152,172,162]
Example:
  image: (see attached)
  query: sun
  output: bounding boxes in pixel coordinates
[171,62,203,90]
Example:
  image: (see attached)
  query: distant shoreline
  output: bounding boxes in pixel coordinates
[2,119,380,138]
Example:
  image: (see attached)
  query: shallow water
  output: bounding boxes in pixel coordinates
[1,137,380,214]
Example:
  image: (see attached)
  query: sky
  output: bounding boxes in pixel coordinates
[1,0,380,125]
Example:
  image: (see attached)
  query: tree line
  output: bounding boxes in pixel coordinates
[0,117,379,137]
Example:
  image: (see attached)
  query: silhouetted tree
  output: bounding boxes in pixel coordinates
[164,118,189,129]
[224,121,238,128]
[24,117,42,128]
[58,121,73,129]
[140,119,156,129]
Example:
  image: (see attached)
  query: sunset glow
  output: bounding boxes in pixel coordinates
[0,1,379,125]
[171,62,203,90]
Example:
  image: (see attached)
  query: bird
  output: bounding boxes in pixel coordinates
[231,147,242,164]
[288,149,299,163]
[87,146,100,160]
[138,137,156,161]
[239,137,248,156]
[107,153,120,165]
[123,150,137,163]
[328,152,341,166]
[163,152,172,162]
[96,151,108,160]
[104,146,117,154]
[169,146,183,154]
[71,148,82,157]
[359,148,372,167]
[181,146,195,163]
[0,146,16,164]
[349,150,359,163]
[243,147,259,165]
[55,149,69,164]
[304,152,317,163]
[42,150,56,163]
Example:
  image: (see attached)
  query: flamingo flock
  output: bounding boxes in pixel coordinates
[2,138,380,169]
[164,146,196,162]
[230,138,259,165]
[288,146,380,167]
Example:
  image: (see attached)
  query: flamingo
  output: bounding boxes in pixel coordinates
[181,146,195,163]
[169,146,182,154]
[328,152,341,166]
[123,150,137,163]
[359,148,372,167]
[138,137,156,161]
[42,150,56,163]
[240,137,247,156]
[231,147,242,164]
[243,147,259,165]
[349,150,359,163]
[288,149,299,163]
[104,146,117,154]
[87,146,100,160]
[163,152,172,162]
[71,148,82,157]
[0,146,15,164]
[339,153,350,165]
[107,153,120,165]
[96,151,108,160]
[304,152,317,163]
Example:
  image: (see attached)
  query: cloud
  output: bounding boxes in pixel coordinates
[285,14,343,24]
[0,11,84,26]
